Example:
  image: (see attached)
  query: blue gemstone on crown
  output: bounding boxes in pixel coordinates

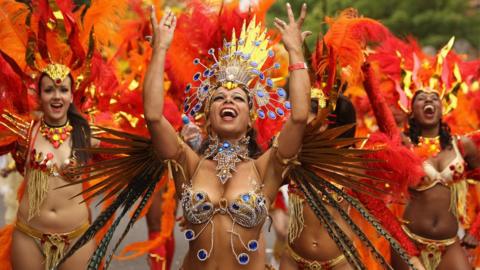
[232,203,240,210]
[251,69,261,75]
[274,63,280,69]
[266,78,273,87]
[223,142,230,148]
[193,58,200,65]
[276,108,285,116]
[193,72,201,81]
[189,110,196,116]
[242,53,251,60]
[185,84,192,93]
[257,109,266,119]
[238,253,249,265]
[259,73,265,80]
[184,229,195,241]
[254,41,261,46]
[285,101,291,110]
[268,50,274,57]
[277,88,286,97]
[203,205,211,211]
[256,90,265,98]
[242,194,250,202]
[184,104,190,112]
[203,69,210,77]
[193,104,201,112]
[248,240,258,251]
[197,249,208,261]
[250,61,258,68]
[268,111,276,119]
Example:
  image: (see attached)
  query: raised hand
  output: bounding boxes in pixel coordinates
[147,6,177,50]
[273,3,312,53]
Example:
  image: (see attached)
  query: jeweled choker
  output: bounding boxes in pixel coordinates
[40,119,73,148]
[204,136,250,184]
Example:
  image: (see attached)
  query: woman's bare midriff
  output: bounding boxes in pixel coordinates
[403,184,458,239]
[181,215,266,270]
[17,175,90,232]
[289,202,352,262]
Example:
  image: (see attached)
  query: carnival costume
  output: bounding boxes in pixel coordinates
[284,10,424,270]
[0,0,126,269]
[46,4,429,269]
[367,35,480,270]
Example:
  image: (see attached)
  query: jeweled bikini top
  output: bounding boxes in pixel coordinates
[414,137,466,191]
[180,159,268,265]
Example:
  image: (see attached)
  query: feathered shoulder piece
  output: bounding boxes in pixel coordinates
[59,126,167,269]
[0,111,35,173]
[285,124,416,268]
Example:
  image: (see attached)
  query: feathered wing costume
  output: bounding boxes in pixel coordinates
[286,9,426,269]
[54,6,425,270]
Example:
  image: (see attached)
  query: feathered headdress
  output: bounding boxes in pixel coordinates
[0,0,126,116]
[183,17,288,121]
[309,8,391,116]
[370,36,468,115]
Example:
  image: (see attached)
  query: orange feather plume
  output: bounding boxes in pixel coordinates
[324,8,391,87]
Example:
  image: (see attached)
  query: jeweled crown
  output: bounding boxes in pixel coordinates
[42,63,71,85]
[183,17,290,120]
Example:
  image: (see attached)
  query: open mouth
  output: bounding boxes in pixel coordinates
[220,107,238,120]
[423,104,435,118]
[50,103,64,111]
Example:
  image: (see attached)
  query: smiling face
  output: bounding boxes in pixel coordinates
[411,90,442,129]
[39,74,73,125]
[207,86,251,140]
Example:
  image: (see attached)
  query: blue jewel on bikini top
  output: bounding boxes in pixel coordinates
[181,184,268,228]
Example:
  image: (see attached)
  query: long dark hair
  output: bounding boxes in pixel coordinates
[38,73,92,164]
[407,118,452,150]
[326,95,357,139]
[407,93,453,150]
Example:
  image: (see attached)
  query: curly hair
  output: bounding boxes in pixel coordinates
[407,117,452,150]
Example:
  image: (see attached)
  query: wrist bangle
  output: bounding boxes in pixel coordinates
[288,62,308,71]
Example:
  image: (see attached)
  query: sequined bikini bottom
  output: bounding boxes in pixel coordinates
[401,225,457,270]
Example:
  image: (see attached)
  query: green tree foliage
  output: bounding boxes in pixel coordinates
[267,0,480,50]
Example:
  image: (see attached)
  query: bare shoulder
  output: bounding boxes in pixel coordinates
[459,135,476,156]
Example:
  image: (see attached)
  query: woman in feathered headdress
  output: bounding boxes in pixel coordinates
[368,35,480,270]
[142,1,312,267]
[0,0,126,269]
[280,9,427,270]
